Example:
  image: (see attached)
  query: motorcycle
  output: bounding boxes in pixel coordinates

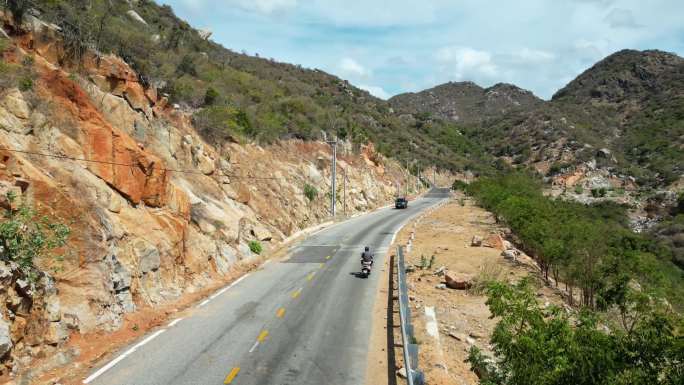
[360,259,372,278]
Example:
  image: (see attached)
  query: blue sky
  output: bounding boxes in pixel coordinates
[160,0,684,100]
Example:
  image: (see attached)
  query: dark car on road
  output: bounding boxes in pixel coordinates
[395,197,408,209]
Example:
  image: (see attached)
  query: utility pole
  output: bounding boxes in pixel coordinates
[328,137,338,217]
[405,159,410,197]
[433,167,436,187]
[343,167,347,216]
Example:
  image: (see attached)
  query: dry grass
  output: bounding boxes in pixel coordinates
[469,261,506,295]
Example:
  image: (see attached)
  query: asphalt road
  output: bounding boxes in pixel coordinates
[86,188,451,385]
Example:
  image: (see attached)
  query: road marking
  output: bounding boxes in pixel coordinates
[83,329,166,383]
[198,299,211,308]
[276,307,286,318]
[224,367,240,384]
[291,288,302,298]
[306,272,316,281]
[319,263,325,269]
[167,318,184,327]
[326,255,331,260]
[249,330,269,353]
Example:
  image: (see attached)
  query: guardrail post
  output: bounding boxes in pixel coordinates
[396,246,424,385]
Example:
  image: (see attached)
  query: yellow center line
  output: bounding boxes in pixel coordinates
[291,288,302,299]
[307,272,316,281]
[326,255,331,260]
[319,263,325,269]
[257,330,269,342]
[224,367,240,384]
[276,307,286,318]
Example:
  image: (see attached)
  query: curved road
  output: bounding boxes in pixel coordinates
[86,188,451,385]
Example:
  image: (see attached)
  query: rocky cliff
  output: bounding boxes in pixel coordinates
[389,81,542,124]
[0,15,415,381]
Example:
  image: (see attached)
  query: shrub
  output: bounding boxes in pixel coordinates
[303,183,318,202]
[591,187,608,198]
[248,240,262,255]
[0,192,70,281]
[18,76,33,91]
[204,87,220,105]
[574,185,584,194]
[468,279,684,385]
[452,179,468,191]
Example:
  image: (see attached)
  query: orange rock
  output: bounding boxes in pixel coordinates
[237,183,251,204]
[483,233,505,250]
[43,71,168,207]
[167,184,191,220]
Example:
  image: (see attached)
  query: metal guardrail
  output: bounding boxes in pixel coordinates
[397,245,424,385]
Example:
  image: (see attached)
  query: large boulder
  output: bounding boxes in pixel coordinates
[251,225,272,242]
[445,271,473,290]
[471,236,483,247]
[126,10,148,25]
[2,88,30,119]
[134,241,161,274]
[0,317,12,357]
[0,106,26,134]
[483,234,505,250]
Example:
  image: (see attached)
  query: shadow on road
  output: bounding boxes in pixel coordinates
[349,272,369,279]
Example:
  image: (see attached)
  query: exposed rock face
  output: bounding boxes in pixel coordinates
[0,27,413,379]
[0,317,12,357]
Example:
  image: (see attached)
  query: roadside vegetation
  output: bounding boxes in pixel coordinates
[0,193,70,281]
[468,279,683,385]
[456,172,684,385]
[462,172,684,309]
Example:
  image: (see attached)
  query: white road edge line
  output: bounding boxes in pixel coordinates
[167,318,184,327]
[207,272,251,301]
[198,299,210,308]
[83,329,166,384]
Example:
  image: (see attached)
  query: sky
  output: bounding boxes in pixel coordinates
[159,0,684,100]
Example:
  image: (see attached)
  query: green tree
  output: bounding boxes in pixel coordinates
[468,279,683,385]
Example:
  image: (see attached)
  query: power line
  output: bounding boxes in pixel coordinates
[0,147,283,181]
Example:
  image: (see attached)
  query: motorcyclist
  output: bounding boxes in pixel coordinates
[361,246,374,267]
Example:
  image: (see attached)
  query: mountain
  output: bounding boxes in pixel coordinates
[6,0,492,175]
[400,50,683,189]
[389,81,542,125]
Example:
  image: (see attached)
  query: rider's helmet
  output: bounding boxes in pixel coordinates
[365,246,370,252]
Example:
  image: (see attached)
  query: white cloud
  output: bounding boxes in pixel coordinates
[358,84,390,99]
[511,48,556,63]
[339,57,371,78]
[604,8,641,29]
[182,0,297,14]
[436,46,498,80]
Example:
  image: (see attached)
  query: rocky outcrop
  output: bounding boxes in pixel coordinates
[0,29,413,380]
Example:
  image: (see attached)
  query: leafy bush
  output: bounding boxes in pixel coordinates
[0,193,70,280]
[248,240,262,255]
[591,187,608,198]
[452,179,468,191]
[468,279,683,385]
[18,76,33,91]
[204,87,220,105]
[574,185,584,194]
[303,183,318,202]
